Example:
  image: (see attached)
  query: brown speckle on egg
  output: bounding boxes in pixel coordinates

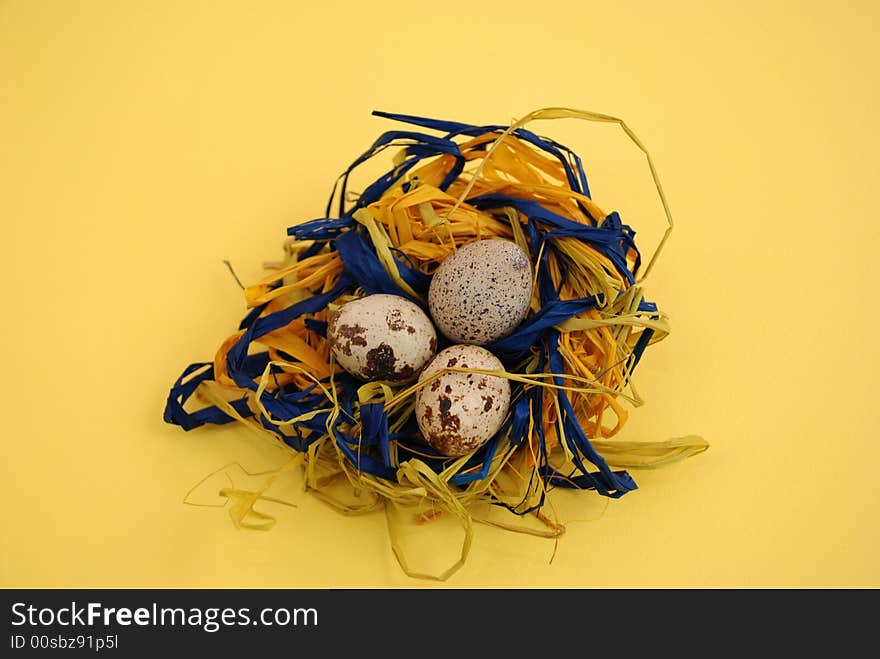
[364,343,398,381]
[328,322,367,357]
[385,308,407,332]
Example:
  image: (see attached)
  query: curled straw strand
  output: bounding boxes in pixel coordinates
[446,107,674,282]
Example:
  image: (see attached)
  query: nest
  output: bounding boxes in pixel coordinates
[165,108,707,580]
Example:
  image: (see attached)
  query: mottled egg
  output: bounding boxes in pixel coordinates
[428,239,532,345]
[415,345,511,457]
[327,294,437,384]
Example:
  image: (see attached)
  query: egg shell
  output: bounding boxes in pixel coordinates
[327,294,437,384]
[415,345,511,457]
[428,239,533,345]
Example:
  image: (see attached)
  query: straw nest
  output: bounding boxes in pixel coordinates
[165,108,707,580]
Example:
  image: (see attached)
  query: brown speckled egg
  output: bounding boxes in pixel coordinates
[327,294,437,384]
[415,345,510,457]
[428,239,532,345]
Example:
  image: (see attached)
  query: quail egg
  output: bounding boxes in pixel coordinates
[428,239,532,345]
[415,344,511,457]
[327,293,437,384]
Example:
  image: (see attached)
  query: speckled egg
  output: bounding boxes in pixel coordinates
[327,294,437,384]
[428,239,532,345]
[415,345,511,457]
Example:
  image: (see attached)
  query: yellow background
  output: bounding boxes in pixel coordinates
[2,0,877,587]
